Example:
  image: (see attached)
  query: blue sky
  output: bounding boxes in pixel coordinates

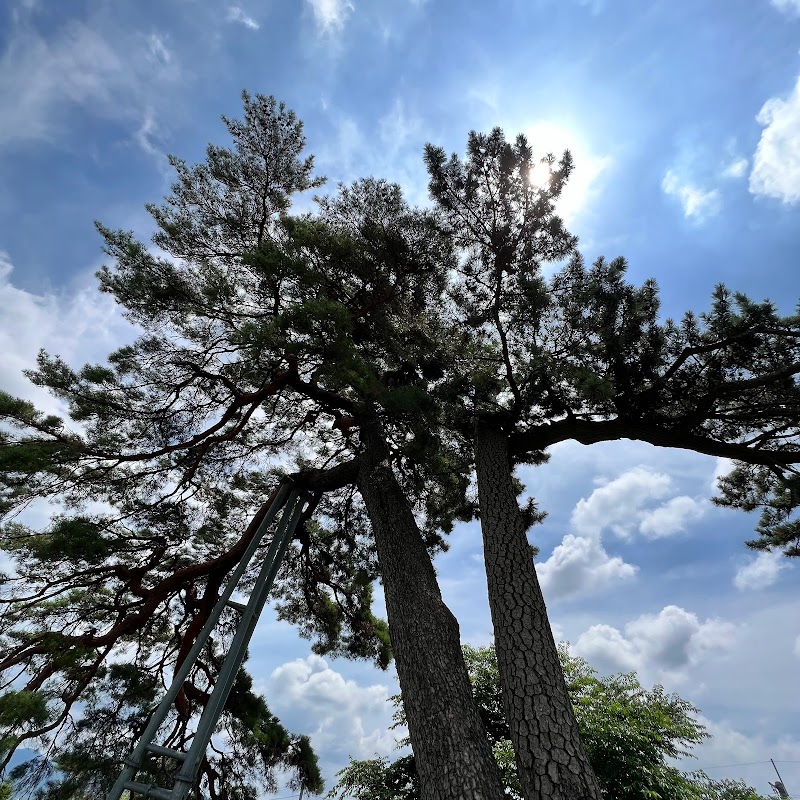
[1,0,799,797]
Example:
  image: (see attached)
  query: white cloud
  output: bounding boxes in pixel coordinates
[317,100,432,208]
[572,623,642,672]
[305,0,354,34]
[662,169,721,221]
[574,605,736,678]
[571,466,672,539]
[134,107,166,167]
[750,75,800,204]
[267,655,399,760]
[711,456,734,493]
[537,534,637,600]
[571,467,706,540]
[721,156,748,179]
[379,98,422,156]
[227,6,260,30]
[684,715,800,791]
[638,495,706,538]
[0,252,135,416]
[734,550,791,590]
[770,0,800,15]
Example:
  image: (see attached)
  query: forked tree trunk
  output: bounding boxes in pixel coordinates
[475,421,603,800]
[357,415,506,800]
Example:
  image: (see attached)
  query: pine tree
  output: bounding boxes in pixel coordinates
[0,93,504,800]
[424,129,800,799]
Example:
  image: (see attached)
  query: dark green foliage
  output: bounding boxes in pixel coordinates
[714,464,800,556]
[272,506,391,669]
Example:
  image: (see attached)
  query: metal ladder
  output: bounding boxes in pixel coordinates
[106,482,308,800]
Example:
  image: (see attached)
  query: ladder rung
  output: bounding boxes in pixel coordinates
[145,743,187,761]
[123,780,173,799]
[226,600,247,613]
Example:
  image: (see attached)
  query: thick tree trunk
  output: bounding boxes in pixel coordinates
[475,421,603,800]
[357,415,505,800]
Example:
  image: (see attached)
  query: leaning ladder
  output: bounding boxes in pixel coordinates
[106,481,308,800]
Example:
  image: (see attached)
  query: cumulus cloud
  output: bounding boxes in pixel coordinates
[572,623,641,672]
[537,534,637,600]
[750,75,800,204]
[305,0,354,34]
[0,252,135,415]
[534,466,710,600]
[574,605,736,678]
[734,550,791,590]
[662,169,721,221]
[638,495,705,538]
[571,466,704,540]
[571,466,671,538]
[227,6,260,30]
[267,655,399,760]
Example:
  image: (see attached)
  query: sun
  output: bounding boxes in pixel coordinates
[521,121,611,223]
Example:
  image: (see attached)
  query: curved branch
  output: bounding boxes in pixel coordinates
[511,417,800,466]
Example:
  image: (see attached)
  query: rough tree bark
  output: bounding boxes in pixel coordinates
[357,414,506,800]
[475,420,603,800]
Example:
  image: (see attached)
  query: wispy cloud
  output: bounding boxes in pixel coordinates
[227,6,260,30]
[770,0,800,15]
[749,75,800,204]
[661,169,721,221]
[0,23,179,149]
[146,32,174,66]
[305,0,354,34]
[721,156,748,179]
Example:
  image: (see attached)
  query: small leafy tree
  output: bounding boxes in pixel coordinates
[331,644,772,800]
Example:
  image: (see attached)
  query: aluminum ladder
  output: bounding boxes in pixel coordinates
[106,481,308,800]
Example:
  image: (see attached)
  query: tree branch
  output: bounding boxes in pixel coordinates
[510,417,800,466]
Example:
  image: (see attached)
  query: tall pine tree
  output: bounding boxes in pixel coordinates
[0,93,505,800]
[425,129,800,799]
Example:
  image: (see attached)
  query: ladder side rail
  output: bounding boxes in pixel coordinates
[105,482,295,800]
[170,492,308,800]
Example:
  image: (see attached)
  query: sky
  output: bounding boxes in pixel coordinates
[0,0,799,797]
